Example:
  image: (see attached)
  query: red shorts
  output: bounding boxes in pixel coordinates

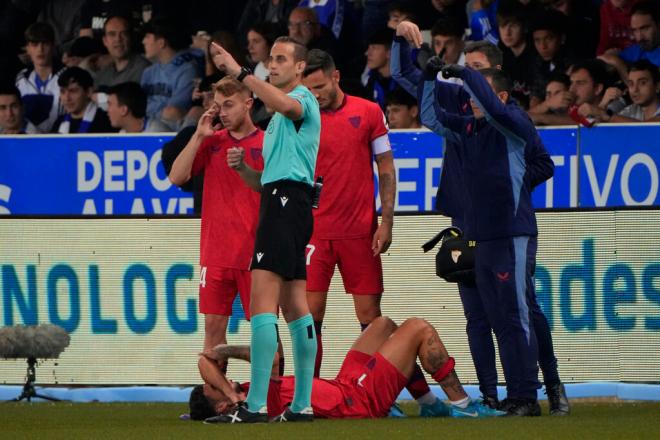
[334,350,408,418]
[306,237,384,294]
[198,266,251,318]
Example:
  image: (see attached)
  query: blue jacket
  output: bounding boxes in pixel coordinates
[391,37,470,223]
[420,67,554,241]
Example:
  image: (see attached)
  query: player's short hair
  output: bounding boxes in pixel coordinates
[303,49,336,77]
[108,82,146,118]
[629,59,660,83]
[464,41,503,67]
[431,17,464,38]
[24,22,55,43]
[188,385,216,421]
[57,67,94,90]
[479,68,512,95]
[214,76,251,98]
[385,87,417,108]
[0,84,22,101]
[273,36,308,62]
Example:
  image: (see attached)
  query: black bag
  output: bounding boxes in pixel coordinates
[422,227,476,286]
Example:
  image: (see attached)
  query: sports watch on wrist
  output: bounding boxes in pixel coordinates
[236,66,252,82]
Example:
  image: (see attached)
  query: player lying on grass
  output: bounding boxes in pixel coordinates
[194,316,505,422]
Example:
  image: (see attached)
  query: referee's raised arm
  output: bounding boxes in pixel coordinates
[211,40,304,120]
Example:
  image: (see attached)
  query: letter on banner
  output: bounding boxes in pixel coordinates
[78,151,102,192]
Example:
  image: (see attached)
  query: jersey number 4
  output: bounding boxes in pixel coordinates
[199,266,207,288]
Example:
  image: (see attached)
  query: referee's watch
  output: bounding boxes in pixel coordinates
[236,66,252,82]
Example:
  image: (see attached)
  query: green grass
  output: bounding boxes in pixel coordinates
[1,401,659,440]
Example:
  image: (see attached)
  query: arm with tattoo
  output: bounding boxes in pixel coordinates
[373,150,396,255]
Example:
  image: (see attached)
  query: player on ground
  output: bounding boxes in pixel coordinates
[196,316,505,421]
[211,37,321,423]
[168,77,265,368]
[300,49,444,417]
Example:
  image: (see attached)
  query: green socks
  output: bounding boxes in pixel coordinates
[288,314,317,412]
[246,313,278,412]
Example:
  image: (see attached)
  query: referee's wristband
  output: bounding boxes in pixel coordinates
[236,66,252,82]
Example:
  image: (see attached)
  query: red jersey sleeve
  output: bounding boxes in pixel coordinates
[191,135,213,176]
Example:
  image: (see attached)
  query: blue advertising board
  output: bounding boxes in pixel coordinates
[0,125,658,215]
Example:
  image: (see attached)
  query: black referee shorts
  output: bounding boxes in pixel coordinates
[251,179,314,280]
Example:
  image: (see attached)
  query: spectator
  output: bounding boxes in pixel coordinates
[62,37,104,72]
[529,10,575,106]
[385,87,421,128]
[542,0,600,58]
[95,16,151,96]
[15,22,65,133]
[528,73,576,125]
[0,84,39,135]
[287,7,339,59]
[387,2,417,30]
[431,17,465,63]
[497,1,537,108]
[570,59,609,107]
[237,0,298,44]
[247,22,281,81]
[464,40,503,70]
[287,7,321,46]
[51,66,114,133]
[298,0,347,39]
[106,81,168,133]
[620,1,660,64]
[363,28,397,111]
[141,17,199,131]
[79,0,141,40]
[579,60,660,122]
[466,0,499,44]
[597,0,638,55]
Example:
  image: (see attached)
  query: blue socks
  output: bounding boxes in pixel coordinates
[245,313,278,412]
[288,314,317,412]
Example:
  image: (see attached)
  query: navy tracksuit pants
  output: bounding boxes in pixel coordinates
[458,235,559,400]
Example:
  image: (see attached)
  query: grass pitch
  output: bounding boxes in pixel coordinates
[1,401,658,440]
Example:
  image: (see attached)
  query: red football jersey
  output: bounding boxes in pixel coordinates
[242,376,372,419]
[313,95,389,239]
[192,128,264,269]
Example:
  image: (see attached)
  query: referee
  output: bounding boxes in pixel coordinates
[209,37,321,423]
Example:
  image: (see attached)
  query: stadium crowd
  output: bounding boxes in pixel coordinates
[2,0,660,135]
